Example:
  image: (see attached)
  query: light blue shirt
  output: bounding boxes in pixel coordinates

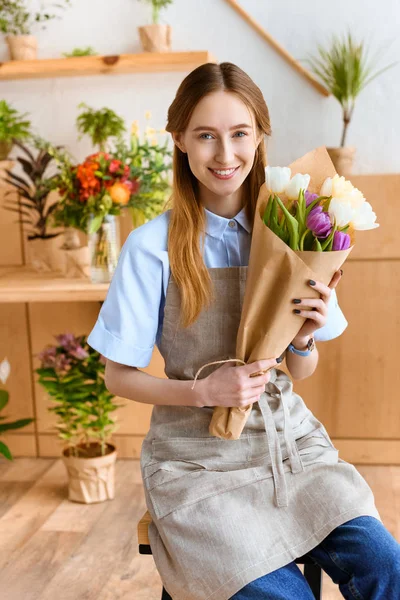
[87,206,348,367]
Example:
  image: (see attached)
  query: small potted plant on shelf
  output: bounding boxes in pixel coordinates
[0,100,31,160]
[138,0,174,53]
[36,333,122,503]
[0,0,72,61]
[62,46,97,58]
[2,138,65,273]
[0,357,34,461]
[304,30,397,176]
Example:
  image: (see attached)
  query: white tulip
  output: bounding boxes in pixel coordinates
[284,173,311,200]
[328,199,355,227]
[265,166,291,194]
[352,201,380,230]
[0,357,10,384]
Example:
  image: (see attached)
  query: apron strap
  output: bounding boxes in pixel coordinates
[258,386,304,508]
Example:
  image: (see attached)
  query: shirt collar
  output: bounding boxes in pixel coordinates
[204,205,252,241]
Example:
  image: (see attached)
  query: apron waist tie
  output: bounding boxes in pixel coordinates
[190,358,304,508]
[258,387,305,508]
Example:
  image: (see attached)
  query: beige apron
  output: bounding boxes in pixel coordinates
[140,265,381,600]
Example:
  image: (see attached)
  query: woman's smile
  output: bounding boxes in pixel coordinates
[208,166,240,180]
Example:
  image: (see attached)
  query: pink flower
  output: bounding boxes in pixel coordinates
[109,159,122,174]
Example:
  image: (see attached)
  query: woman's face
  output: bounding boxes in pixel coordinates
[173,91,262,199]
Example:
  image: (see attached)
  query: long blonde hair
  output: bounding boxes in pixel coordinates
[164,62,272,328]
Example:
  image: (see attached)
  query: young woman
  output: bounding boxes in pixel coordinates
[87,62,400,600]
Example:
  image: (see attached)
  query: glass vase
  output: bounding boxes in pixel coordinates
[88,215,120,283]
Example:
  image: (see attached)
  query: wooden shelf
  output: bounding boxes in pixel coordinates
[0,267,108,303]
[0,50,217,81]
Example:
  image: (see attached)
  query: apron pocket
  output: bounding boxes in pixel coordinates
[148,464,260,520]
[151,436,251,464]
[296,427,339,465]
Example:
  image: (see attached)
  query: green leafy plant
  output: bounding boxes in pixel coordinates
[304,31,398,147]
[36,333,122,458]
[0,0,71,36]
[0,100,31,144]
[76,103,126,152]
[62,46,97,58]
[139,0,174,24]
[2,138,62,240]
[0,358,34,461]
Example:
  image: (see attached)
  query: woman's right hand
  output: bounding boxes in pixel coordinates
[196,358,280,408]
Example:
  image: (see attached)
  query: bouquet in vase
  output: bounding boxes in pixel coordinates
[209,146,379,440]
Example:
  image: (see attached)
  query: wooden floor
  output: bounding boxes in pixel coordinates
[0,459,398,600]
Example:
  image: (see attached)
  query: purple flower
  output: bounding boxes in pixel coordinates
[55,332,88,361]
[305,190,319,207]
[306,206,332,239]
[333,230,351,250]
[38,346,57,368]
[55,333,76,349]
[69,345,89,360]
[54,353,72,374]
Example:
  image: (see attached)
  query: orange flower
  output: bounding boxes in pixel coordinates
[109,182,131,205]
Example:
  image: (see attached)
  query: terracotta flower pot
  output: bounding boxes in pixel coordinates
[6,35,38,60]
[326,147,356,177]
[62,442,117,504]
[138,24,172,52]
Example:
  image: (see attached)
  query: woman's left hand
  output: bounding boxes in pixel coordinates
[291,269,343,341]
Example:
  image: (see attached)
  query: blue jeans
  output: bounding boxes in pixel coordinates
[230,516,400,599]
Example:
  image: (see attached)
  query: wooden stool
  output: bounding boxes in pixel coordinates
[138,511,323,599]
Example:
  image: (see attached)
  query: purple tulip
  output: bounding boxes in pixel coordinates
[333,230,351,250]
[306,206,332,239]
[305,190,319,207]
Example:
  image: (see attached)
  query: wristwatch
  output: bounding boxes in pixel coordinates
[287,337,315,357]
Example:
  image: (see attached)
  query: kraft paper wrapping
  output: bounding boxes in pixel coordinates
[209,147,353,440]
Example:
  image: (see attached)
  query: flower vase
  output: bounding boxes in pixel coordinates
[88,215,120,283]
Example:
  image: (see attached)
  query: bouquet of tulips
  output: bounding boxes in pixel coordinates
[209,146,379,440]
[263,166,378,253]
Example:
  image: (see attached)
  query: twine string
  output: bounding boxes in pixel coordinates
[191,358,273,390]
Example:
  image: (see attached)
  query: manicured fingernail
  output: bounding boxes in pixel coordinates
[276,357,283,363]
[340,269,343,276]
[293,299,301,304]
[309,280,316,286]
[294,309,301,314]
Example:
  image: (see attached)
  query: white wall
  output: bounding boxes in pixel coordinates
[1,0,399,173]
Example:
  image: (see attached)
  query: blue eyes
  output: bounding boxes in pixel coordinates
[199,131,247,140]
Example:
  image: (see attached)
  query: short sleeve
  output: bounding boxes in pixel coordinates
[313,288,348,342]
[87,231,163,367]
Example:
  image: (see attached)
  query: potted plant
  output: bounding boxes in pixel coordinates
[304,31,397,176]
[76,102,126,152]
[62,46,97,58]
[40,112,172,281]
[0,0,71,60]
[0,358,34,461]
[2,138,65,272]
[36,333,123,503]
[138,0,173,53]
[0,100,31,160]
